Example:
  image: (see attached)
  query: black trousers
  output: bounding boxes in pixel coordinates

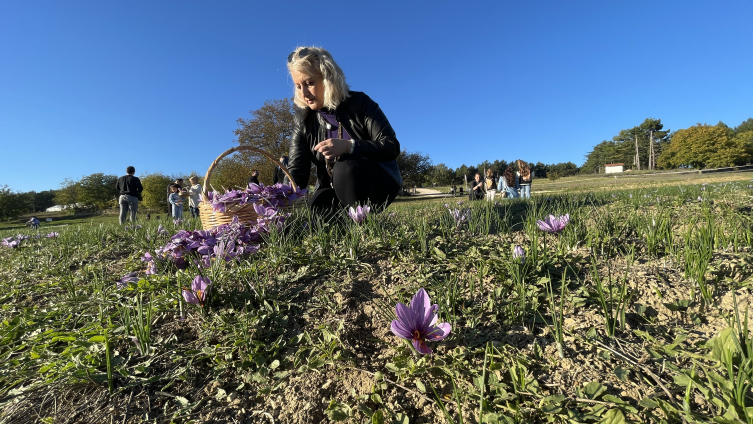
[309,155,400,214]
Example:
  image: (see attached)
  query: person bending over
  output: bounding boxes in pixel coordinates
[285,46,402,215]
[469,173,485,201]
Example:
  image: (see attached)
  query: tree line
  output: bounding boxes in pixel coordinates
[3,97,750,222]
[582,117,753,173]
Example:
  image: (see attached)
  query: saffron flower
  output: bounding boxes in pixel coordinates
[46,232,59,238]
[390,288,451,355]
[183,275,212,307]
[116,271,140,289]
[512,245,525,265]
[448,208,471,228]
[348,205,371,224]
[537,214,570,234]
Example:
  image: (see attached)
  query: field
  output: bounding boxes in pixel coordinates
[2,175,753,423]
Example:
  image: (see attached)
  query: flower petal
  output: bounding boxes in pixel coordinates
[183,289,199,305]
[413,338,433,355]
[390,320,412,339]
[426,322,451,341]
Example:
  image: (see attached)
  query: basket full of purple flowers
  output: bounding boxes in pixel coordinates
[198,146,307,229]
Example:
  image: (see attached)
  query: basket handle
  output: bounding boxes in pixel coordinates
[202,146,297,201]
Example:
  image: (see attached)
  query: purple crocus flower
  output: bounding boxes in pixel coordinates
[183,275,212,307]
[448,208,471,227]
[157,225,169,235]
[348,205,370,224]
[46,232,59,238]
[513,245,525,265]
[116,271,140,289]
[390,288,451,355]
[537,214,570,234]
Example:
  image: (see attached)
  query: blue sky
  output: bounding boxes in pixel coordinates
[2,1,752,192]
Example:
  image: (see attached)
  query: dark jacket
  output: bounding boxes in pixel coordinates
[116,175,143,198]
[287,91,402,190]
[248,175,260,186]
[272,167,286,185]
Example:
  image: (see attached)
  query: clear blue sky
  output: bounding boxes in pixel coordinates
[2,1,752,192]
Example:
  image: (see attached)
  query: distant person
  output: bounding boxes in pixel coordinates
[451,184,456,197]
[187,176,202,218]
[273,156,289,185]
[459,186,463,196]
[116,166,144,225]
[166,178,184,215]
[498,166,520,199]
[27,216,40,229]
[168,184,184,219]
[484,169,497,201]
[285,46,402,215]
[517,160,533,199]
[247,169,260,186]
[469,173,485,201]
[146,212,151,221]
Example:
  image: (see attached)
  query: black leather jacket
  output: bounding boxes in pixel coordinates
[287,91,403,190]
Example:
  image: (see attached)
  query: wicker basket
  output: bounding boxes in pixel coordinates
[198,146,304,230]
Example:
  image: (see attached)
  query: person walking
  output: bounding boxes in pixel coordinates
[187,176,202,218]
[166,178,183,215]
[498,166,520,199]
[517,160,533,199]
[285,46,402,215]
[168,185,184,219]
[116,166,143,224]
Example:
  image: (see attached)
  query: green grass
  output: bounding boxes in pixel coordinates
[2,177,753,422]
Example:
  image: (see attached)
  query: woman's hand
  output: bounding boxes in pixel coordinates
[314,138,351,161]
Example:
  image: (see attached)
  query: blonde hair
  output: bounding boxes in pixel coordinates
[287,46,350,110]
[517,160,531,178]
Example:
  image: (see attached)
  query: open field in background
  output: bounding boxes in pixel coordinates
[2,175,753,423]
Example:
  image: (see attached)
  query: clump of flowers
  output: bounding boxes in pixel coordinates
[46,232,59,238]
[141,212,287,274]
[1,237,20,248]
[513,245,525,264]
[206,182,307,213]
[183,275,212,307]
[348,205,370,224]
[116,272,140,289]
[537,214,570,234]
[390,288,451,355]
[447,207,471,228]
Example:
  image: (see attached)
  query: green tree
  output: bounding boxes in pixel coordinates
[735,118,753,135]
[428,163,454,186]
[657,123,751,169]
[0,186,29,221]
[396,150,432,187]
[53,178,80,210]
[233,98,296,185]
[140,172,175,210]
[76,173,119,210]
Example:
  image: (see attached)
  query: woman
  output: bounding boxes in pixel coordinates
[286,47,402,214]
[187,176,202,218]
[517,160,533,199]
[484,169,497,201]
[497,166,520,199]
[168,185,184,219]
